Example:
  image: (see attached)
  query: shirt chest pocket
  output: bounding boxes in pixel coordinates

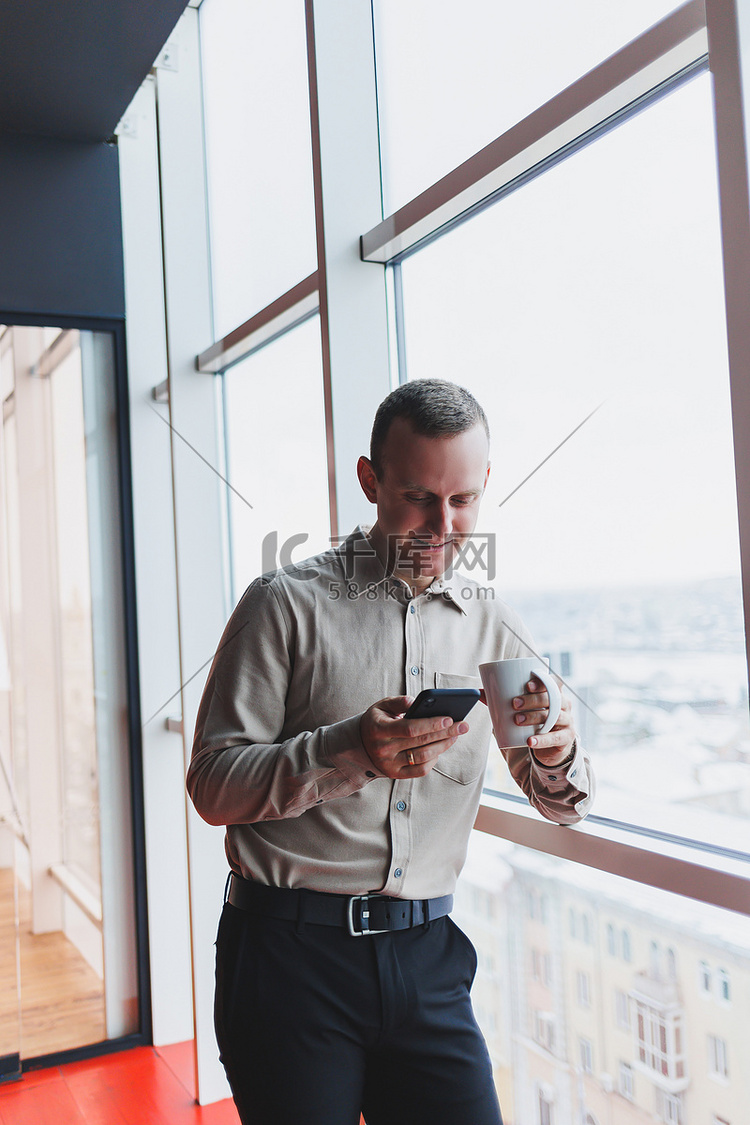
[431,672,491,785]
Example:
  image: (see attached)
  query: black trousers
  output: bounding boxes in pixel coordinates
[214,901,504,1125]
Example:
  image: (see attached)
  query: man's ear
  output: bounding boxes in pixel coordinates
[357,456,378,503]
[483,461,491,491]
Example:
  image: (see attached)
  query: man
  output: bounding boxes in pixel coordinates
[188,379,593,1125]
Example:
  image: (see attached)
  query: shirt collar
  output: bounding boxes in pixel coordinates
[333,527,472,613]
[428,571,473,615]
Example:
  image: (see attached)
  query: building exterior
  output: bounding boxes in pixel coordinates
[457,833,750,1125]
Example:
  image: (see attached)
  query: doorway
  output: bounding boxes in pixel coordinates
[0,324,142,1074]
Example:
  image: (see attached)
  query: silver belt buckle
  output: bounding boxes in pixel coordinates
[347,894,390,937]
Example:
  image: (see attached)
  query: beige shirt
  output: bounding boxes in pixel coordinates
[188,528,593,899]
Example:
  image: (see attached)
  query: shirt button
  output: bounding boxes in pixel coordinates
[396,801,406,812]
[570,769,577,778]
[410,604,416,614]
[410,666,419,676]
[394,868,403,878]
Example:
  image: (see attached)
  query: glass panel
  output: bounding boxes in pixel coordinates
[454,829,750,1125]
[49,342,100,890]
[224,317,330,597]
[374,0,684,213]
[0,325,137,1060]
[201,0,318,337]
[79,330,138,1042]
[0,340,20,1080]
[398,75,749,850]
[1,412,27,838]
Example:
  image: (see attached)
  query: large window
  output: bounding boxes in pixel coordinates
[379,18,750,1112]
[397,72,749,854]
[162,0,750,1105]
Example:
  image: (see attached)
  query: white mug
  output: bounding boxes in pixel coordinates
[479,657,562,750]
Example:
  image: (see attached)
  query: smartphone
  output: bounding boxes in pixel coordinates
[405,688,481,722]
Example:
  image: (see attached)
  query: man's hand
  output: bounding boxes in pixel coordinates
[511,677,577,767]
[478,678,576,767]
[360,695,469,779]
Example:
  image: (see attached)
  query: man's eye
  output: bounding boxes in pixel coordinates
[406,495,430,504]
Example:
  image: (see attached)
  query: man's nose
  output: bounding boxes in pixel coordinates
[428,501,453,539]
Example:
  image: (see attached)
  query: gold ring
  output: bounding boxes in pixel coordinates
[406,750,415,766]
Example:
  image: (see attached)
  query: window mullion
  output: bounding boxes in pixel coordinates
[305,0,391,537]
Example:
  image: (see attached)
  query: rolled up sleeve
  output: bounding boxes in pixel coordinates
[504,740,594,825]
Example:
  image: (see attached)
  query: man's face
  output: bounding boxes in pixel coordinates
[358,418,490,587]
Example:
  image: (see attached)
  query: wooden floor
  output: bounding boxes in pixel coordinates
[0,1043,240,1124]
[0,868,105,1059]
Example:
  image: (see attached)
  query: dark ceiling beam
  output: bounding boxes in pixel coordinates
[0,0,189,142]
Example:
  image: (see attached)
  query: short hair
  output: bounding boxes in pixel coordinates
[369,379,490,478]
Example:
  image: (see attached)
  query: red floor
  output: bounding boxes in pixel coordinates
[0,1043,240,1124]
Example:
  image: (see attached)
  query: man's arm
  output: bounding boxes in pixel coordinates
[187,578,374,825]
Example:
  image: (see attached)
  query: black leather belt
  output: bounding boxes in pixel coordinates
[227,873,453,937]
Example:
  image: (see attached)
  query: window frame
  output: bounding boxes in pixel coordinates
[700,959,714,994]
[576,969,592,1008]
[618,1060,635,1100]
[708,1033,730,1080]
[615,989,631,1030]
[716,967,732,1003]
[634,1000,687,1084]
[579,1035,594,1073]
